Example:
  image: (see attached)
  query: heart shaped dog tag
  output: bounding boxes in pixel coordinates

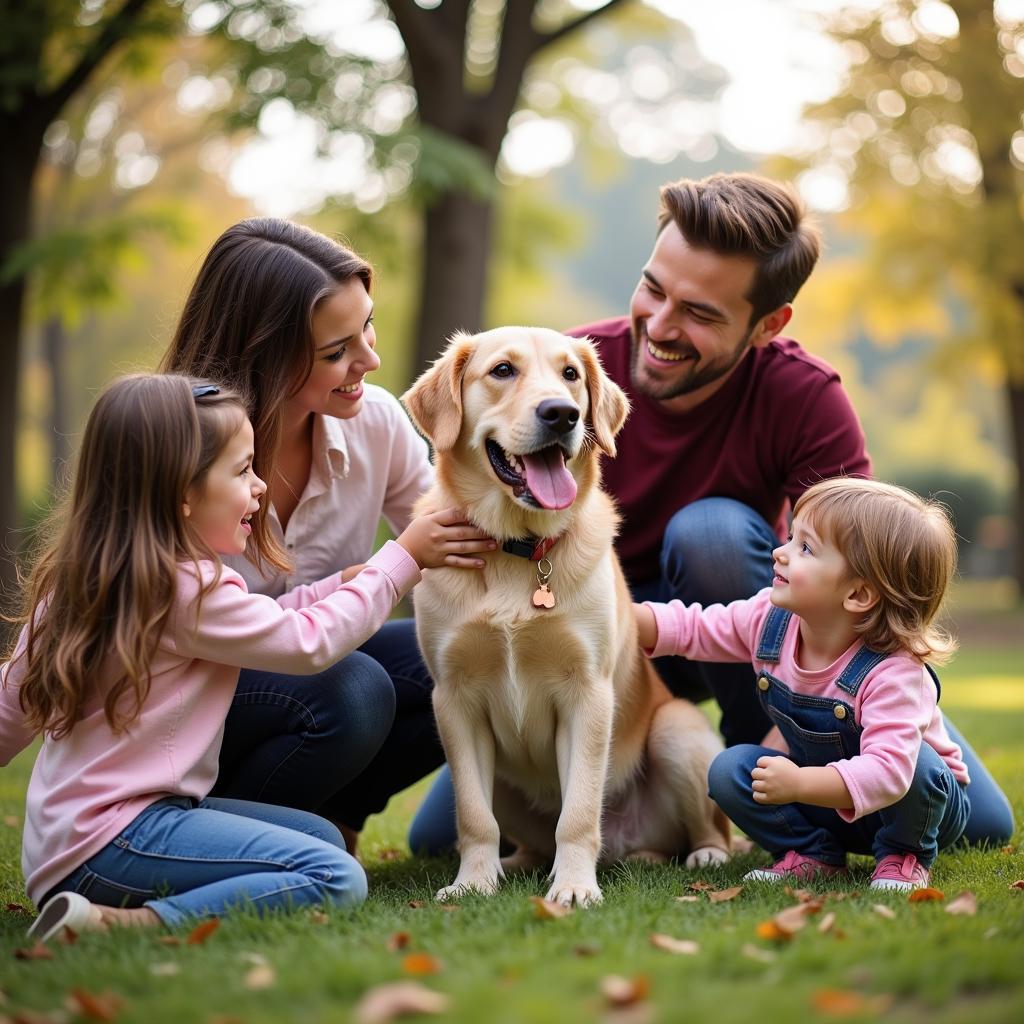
[532,584,555,609]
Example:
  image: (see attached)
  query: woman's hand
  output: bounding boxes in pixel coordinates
[397,507,496,570]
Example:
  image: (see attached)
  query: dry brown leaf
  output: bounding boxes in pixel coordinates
[687,881,715,891]
[16,1009,65,1024]
[308,910,330,925]
[674,895,699,904]
[377,848,403,862]
[707,885,743,903]
[149,962,180,977]
[811,988,893,1016]
[573,943,601,957]
[871,904,896,919]
[407,900,427,909]
[13,941,54,960]
[1009,880,1024,890]
[68,988,124,1022]
[6,902,30,916]
[772,904,811,935]
[783,886,813,903]
[817,911,837,934]
[244,964,276,991]
[402,953,443,976]
[185,918,220,945]
[741,942,777,963]
[529,896,572,919]
[386,932,411,952]
[945,891,978,916]
[600,975,650,1008]
[649,934,700,955]
[353,982,449,1024]
[908,887,945,903]
[1001,844,1016,854]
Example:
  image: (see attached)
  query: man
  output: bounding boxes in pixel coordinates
[570,172,869,748]
[407,172,1012,852]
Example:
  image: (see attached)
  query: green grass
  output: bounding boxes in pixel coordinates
[1,649,1022,1024]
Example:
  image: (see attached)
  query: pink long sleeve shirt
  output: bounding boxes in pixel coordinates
[0,541,420,905]
[647,589,968,821]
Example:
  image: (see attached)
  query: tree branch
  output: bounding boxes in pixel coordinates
[44,0,154,120]
[532,0,631,55]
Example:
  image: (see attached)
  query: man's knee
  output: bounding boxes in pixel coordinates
[311,652,397,745]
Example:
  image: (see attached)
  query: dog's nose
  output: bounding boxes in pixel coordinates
[536,399,580,435]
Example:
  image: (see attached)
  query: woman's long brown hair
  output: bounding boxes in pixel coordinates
[160,218,372,576]
[9,374,249,738]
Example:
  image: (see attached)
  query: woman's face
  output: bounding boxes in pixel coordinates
[287,278,380,421]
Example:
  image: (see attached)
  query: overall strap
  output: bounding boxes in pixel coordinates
[835,646,888,697]
[755,606,792,663]
[925,664,942,703]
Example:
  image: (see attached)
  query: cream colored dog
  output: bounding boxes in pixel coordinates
[403,327,730,907]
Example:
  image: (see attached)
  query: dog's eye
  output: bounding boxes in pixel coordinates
[490,362,515,379]
[563,366,580,381]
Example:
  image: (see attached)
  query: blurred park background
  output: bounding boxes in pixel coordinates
[2,0,1023,618]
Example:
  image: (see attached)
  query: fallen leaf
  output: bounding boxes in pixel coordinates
[13,941,53,960]
[707,885,743,903]
[755,920,791,942]
[783,886,814,903]
[6,902,31,916]
[811,988,893,1016]
[149,962,180,977]
[378,848,403,862]
[600,975,650,1007]
[1009,880,1024,890]
[244,964,276,991]
[158,935,181,947]
[402,953,443,976]
[649,934,700,955]
[407,900,427,909]
[908,887,945,903]
[945,891,978,916]
[871,904,896,919]
[674,895,699,904]
[817,911,837,934]
[741,942,777,963]
[353,981,449,1024]
[687,881,715,891]
[309,910,330,925]
[186,918,220,945]
[529,896,572,919]
[1001,844,1015,854]
[17,1010,65,1024]
[386,932,411,952]
[772,904,811,935]
[68,988,123,1022]
[573,943,601,957]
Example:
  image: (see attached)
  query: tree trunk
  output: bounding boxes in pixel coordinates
[410,185,495,380]
[0,117,44,608]
[43,315,73,487]
[1008,377,1024,599]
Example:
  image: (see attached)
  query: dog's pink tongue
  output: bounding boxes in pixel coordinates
[521,448,577,510]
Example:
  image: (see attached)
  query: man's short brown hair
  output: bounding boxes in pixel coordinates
[658,173,821,325]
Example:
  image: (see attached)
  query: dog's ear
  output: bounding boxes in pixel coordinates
[578,339,629,458]
[401,332,476,451]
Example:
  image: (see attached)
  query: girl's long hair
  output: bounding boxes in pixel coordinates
[160,217,372,576]
[9,374,249,738]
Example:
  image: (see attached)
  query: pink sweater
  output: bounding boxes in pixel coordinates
[648,589,968,821]
[0,541,420,904]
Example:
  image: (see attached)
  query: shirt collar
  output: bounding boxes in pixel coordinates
[315,413,350,481]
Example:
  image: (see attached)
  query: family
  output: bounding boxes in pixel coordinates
[1,172,1014,942]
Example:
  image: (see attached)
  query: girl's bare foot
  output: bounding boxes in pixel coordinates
[95,906,162,929]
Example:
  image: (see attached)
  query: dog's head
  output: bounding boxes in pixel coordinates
[402,327,628,533]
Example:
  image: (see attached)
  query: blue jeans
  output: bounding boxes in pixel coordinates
[407,498,1014,852]
[214,619,445,830]
[708,742,970,867]
[48,796,366,927]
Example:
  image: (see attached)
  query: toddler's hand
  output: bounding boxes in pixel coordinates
[751,755,802,804]
[397,507,496,570]
[633,603,657,651]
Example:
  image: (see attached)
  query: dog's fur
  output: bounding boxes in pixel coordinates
[403,327,730,906]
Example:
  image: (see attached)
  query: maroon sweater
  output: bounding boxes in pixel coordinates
[571,317,872,583]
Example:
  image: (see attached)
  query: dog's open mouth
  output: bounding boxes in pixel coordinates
[486,439,577,510]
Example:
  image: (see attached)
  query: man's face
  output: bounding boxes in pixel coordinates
[628,222,768,409]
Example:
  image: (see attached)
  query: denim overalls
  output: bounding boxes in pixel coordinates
[707,607,970,867]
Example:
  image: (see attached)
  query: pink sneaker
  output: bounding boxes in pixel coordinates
[870,853,930,891]
[743,849,849,883]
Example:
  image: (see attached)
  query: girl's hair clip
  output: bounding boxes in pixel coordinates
[192,384,220,398]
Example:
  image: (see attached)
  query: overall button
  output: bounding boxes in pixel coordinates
[833,704,847,720]
[757,677,770,691]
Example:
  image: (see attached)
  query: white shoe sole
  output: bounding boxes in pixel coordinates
[27,892,97,943]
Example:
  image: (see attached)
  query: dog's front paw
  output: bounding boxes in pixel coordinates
[435,872,500,902]
[545,876,603,908]
[685,845,731,869]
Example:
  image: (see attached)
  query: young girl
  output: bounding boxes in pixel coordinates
[3,374,491,939]
[634,478,970,891]
[159,219,453,854]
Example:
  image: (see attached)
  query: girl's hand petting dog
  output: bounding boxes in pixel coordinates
[397,507,497,570]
